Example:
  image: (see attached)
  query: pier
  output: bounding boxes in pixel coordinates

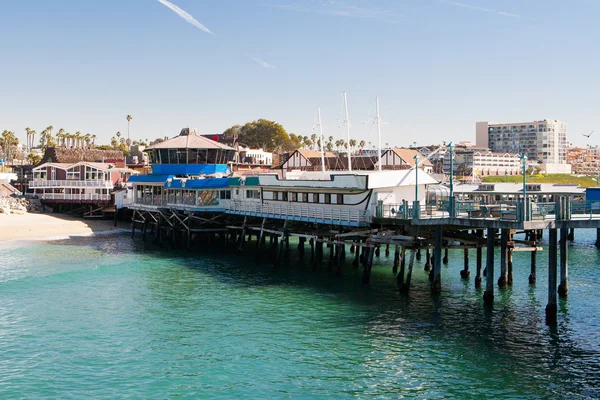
[129,194,600,326]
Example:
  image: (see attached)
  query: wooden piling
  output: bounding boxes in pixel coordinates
[362,245,375,284]
[399,249,416,293]
[392,245,400,273]
[529,230,537,285]
[546,228,558,324]
[483,228,496,305]
[431,225,442,293]
[558,227,569,298]
[460,248,470,279]
[443,247,449,264]
[498,229,509,287]
[424,248,431,271]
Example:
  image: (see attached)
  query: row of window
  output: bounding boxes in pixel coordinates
[269,191,344,205]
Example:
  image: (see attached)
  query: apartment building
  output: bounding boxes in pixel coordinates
[476,120,570,174]
[443,145,521,176]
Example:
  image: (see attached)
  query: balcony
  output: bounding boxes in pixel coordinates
[29,180,114,189]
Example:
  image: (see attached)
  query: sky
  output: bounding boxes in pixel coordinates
[0,0,599,149]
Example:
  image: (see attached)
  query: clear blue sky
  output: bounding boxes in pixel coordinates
[1,0,598,148]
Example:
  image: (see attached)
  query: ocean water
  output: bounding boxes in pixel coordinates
[0,230,599,399]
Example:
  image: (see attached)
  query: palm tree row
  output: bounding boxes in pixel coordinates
[298,134,368,153]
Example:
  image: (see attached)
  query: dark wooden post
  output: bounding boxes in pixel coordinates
[498,229,509,287]
[529,230,537,285]
[558,227,569,298]
[431,225,442,293]
[393,245,400,273]
[362,244,375,284]
[424,248,431,271]
[460,248,470,279]
[546,228,558,324]
[483,228,496,305]
[443,247,449,264]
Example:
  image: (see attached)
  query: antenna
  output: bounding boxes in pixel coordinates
[375,97,382,172]
[343,91,352,171]
[317,107,326,175]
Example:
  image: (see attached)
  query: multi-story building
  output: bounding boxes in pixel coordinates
[476,120,570,174]
[567,147,600,175]
[443,145,521,176]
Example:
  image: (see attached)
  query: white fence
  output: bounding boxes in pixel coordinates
[225,201,369,225]
[30,180,113,189]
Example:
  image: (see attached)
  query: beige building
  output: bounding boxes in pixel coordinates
[476,120,570,174]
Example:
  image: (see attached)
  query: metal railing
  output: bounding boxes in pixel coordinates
[226,201,369,225]
[36,193,111,201]
[30,180,113,189]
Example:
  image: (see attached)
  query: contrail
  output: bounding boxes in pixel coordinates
[252,57,277,69]
[156,0,214,34]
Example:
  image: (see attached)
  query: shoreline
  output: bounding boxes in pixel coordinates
[0,213,125,242]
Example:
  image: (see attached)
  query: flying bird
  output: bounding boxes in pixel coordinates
[583,130,594,138]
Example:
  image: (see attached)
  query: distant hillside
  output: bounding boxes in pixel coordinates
[482,174,598,187]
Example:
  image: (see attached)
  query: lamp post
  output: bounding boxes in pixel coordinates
[414,154,420,202]
[448,142,455,217]
[521,154,528,220]
[414,154,420,219]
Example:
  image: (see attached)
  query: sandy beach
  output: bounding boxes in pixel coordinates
[0,213,121,241]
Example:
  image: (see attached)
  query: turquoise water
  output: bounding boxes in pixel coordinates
[0,231,599,399]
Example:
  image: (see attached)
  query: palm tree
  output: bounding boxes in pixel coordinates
[126,115,133,141]
[45,125,53,148]
[349,139,357,153]
[74,131,83,148]
[27,152,41,165]
[91,134,97,148]
[359,140,365,150]
[111,136,118,149]
[25,127,32,152]
[56,128,66,147]
[1,130,18,161]
[84,133,91,149]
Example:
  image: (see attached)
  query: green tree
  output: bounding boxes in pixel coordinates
[26,152,41,165]
[223,119,297,153]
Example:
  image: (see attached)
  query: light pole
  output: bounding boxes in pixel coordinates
[414,154,420,219]
[596,172,599,187]
[521,154,528,220]
[448,142,455,217]
[414,154,420,202]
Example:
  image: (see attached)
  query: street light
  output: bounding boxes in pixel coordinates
[448,142,455,217]
[414,154,420,202]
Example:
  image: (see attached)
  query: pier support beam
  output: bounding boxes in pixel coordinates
[529,230,537,284]
[498,229,509,288]
[399,248,415,293]
[568,228,574,242]
[392,245,400,273]
[475,244,482,288]
[443,247,449,264]
[546,229,558,324]
[362,244,375,284]
[483,228,496,305]
[507,248,514,286]
[424,249,431,271]
[558,227,569,298]
[352,240,360,268]
[460,248,470,279]
[431,225,442,293]
[596,228,600,249]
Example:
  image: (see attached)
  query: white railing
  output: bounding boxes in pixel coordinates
[29,180,113,189]
[225,201,369,225]
[37,193,111,201]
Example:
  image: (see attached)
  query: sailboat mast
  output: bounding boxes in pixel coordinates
[376,97,382,172]
[317,107,326,174]
[343,91,352,171]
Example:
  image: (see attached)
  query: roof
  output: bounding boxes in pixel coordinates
[297,149,336,158]
[146,128,235,151]
[453,182,585,195]
[388,148,434,167]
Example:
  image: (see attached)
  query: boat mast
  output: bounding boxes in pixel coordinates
[317,107,326,174]
[343,91,352,171]
[376,97,382,172]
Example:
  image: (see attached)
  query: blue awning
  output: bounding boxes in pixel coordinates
[128,174,172,184]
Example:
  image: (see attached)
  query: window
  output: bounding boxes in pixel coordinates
[291,192,298,202]
[324,193,331,204]
[219,190,231,199]
[246,189,260,199]
[336,194,344,204]
[282,192,288,201]
[302,193,309,202]
[272,191,279,200]
[312,193,319,203]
